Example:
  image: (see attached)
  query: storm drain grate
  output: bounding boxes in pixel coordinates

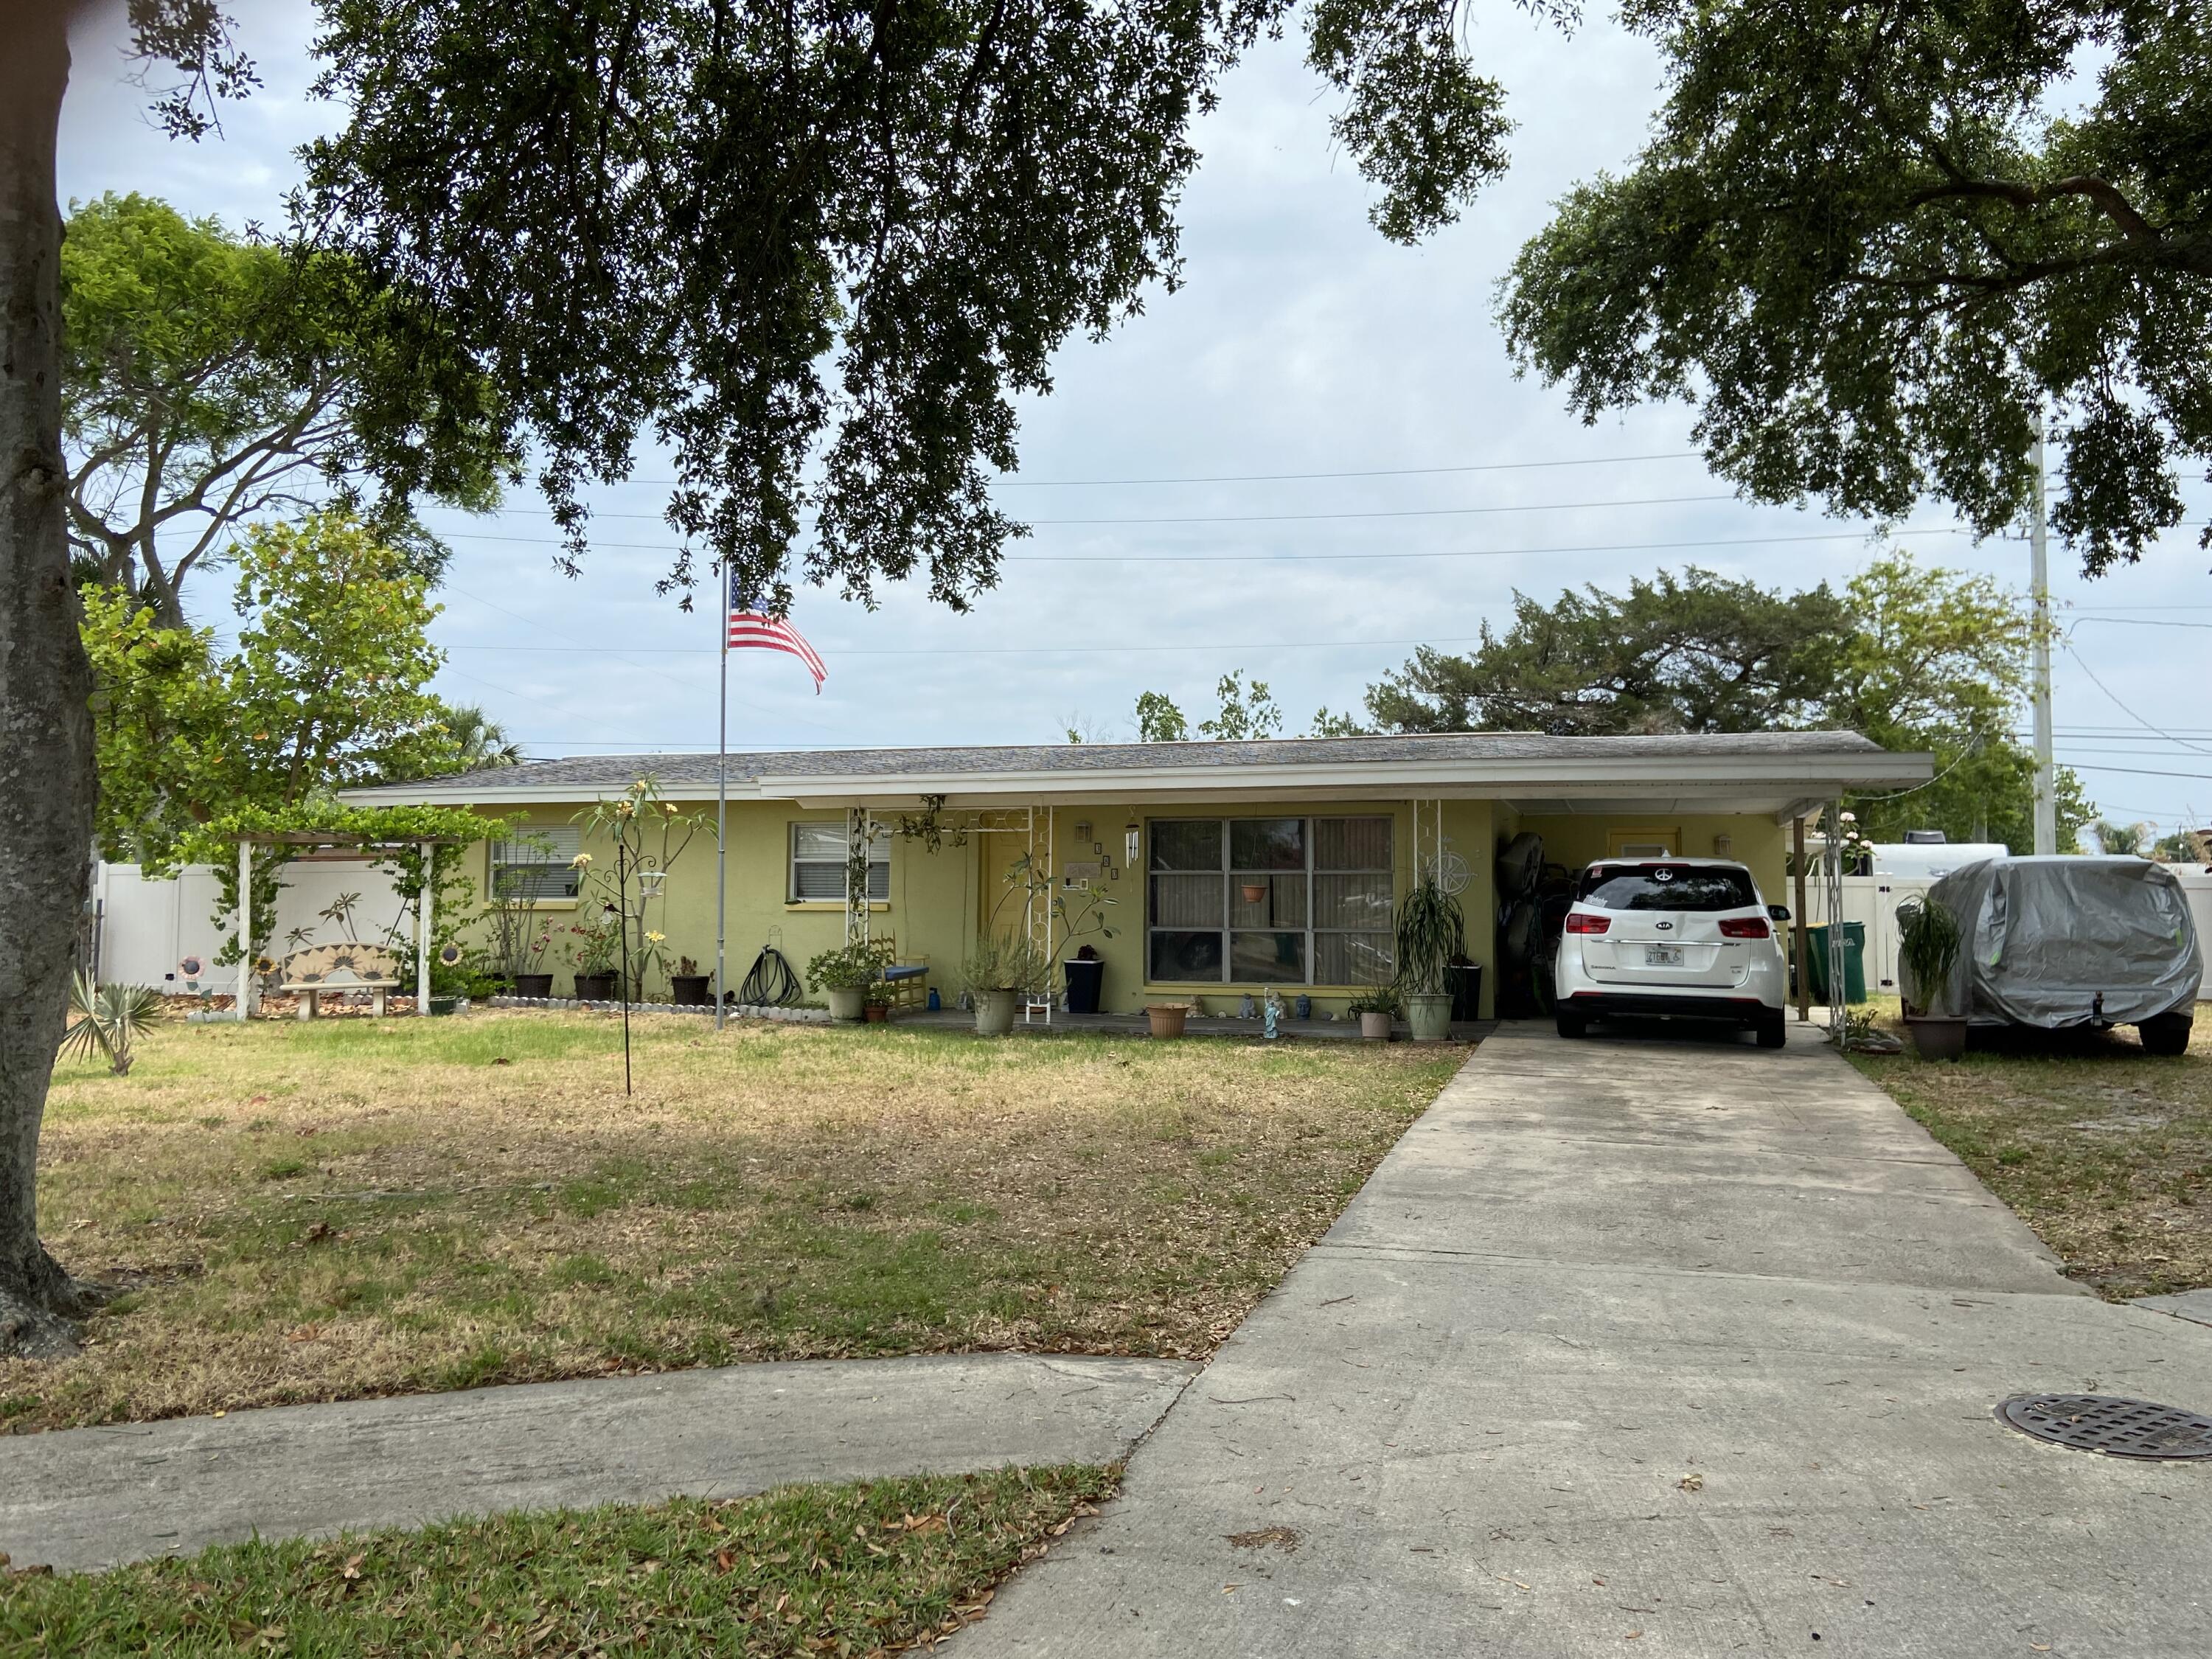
[1997,1394,2212,1459]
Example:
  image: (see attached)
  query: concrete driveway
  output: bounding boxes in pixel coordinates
[955,1022,2212,1656]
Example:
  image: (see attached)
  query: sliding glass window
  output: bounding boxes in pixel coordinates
[1147,816,1394,985]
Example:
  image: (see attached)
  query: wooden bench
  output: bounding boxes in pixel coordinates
[280,943,403,1018]
[874,935,931,1011]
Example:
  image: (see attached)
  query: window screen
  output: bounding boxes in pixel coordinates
[790,822,890,902]
[490,827,582,901]
[1147,816,1394,985]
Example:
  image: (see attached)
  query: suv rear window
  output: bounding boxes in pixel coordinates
[1578,863,1757,913]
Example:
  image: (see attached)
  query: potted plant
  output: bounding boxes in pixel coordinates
[808,939,890,1021]
[1896,895,1968,1061]
[863,986,891,1023]
[1144,1001,1190,1039]
[487,838,557,997]
[1349,985,1399,1041]
[963,931,1048,1036]
[1063,942,1105,1015]
[1394,873,1465,1041]
[566,912,622,1001]
[669,956,712,1006]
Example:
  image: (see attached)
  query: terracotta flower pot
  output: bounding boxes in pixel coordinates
[863,1003,889,1023]
[1240,883,1269,904]
[1146,1004,1188,1039]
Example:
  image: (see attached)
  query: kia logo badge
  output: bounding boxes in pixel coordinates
[1655,920,1674,930]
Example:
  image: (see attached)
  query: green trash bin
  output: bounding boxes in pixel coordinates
[1802,921,1868,1004]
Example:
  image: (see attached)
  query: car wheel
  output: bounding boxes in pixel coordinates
[1554,1009,1586,1040]
[2138,1012,2193,1057]
[1755,1013,1787,1049]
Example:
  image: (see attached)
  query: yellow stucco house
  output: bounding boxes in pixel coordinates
[341,731,1929,1018]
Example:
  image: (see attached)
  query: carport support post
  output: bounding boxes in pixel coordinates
[236,838,251,1022]
[1792,816,1810,1022]
[416,841,432,1015]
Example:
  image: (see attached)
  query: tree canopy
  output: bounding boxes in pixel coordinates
[1363,568,1848,736]
[1356,554,2094,849]
[81,509,487,866]
[61,192,512,627]
[294,0,1521,613]
[1499,1,2212,575]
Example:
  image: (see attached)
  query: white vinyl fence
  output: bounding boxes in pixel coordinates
[1801,867,2212,1002]
[91,860,407,991]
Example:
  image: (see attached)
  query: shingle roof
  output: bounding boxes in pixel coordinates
[375,729,1893,794]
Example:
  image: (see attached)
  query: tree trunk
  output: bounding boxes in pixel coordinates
[0,1,102,1357]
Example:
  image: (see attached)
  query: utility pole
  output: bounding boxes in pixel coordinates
[2030,419,2056,855]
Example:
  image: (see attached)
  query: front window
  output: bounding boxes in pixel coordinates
[1147,816,1394,984]
[790,822,889,902]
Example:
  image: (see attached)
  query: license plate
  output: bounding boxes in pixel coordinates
[1644,943,1685,967]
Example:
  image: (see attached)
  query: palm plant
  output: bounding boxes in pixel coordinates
[60,972,164,1076]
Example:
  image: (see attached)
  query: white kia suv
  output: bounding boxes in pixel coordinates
[1553,858,1791,1048]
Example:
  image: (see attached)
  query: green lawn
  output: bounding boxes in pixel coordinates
[4,1012,1463,1431]
[1849,1001,2212,1299]
[0,1464,1113,1656]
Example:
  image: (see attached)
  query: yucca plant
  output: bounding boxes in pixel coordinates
[1393,874,1466,998]
[60,972,164,1077]
[1896,897,1963,1018]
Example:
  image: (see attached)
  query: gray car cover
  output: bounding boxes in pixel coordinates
[1917,857,2202,1029]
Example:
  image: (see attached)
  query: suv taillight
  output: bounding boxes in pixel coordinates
[1565,912,1610,934]
[1717,917,1771,939]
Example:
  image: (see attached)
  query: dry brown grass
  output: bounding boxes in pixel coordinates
[2,1012,1464,1433]
[1851,1006,2212,1299]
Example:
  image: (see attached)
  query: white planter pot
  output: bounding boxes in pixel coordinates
[826,986,866,1021]
[1405,992,1454,1042]
[975,987,1019,1036]
[1360,1009,1393,1041]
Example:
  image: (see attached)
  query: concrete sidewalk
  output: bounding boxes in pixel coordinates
[955,1023,2212,1656]
[0,1352,1195,1572]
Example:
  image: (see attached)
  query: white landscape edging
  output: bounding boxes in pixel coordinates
[487,995,830,1023]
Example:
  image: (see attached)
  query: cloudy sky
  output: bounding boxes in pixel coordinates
[58,4,2212,835]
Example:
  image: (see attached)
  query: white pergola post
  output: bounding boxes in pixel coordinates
[416,841,433,1013]
[236,839,251,1022]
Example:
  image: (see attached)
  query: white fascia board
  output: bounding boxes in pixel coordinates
[760,751,1934,805]
[341,748,1934,811]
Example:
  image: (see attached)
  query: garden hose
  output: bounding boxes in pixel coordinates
[738,944,803,1007]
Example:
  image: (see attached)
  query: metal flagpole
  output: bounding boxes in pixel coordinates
[715,565,729,1032]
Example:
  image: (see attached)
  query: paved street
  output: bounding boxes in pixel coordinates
[956,1023,2212,1656]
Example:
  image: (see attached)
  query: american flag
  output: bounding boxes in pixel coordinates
[727,579,825,692]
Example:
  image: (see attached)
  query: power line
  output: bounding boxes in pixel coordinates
[493,451,1711,493]
[439,632,1492,659]
[429,524,1969,566]
[432,490,1750,535]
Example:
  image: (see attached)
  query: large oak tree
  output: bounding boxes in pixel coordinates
[1500,1,2212,571]
[1,1,1517,1352]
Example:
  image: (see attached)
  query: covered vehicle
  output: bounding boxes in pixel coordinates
[1912,857,2199,1056]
